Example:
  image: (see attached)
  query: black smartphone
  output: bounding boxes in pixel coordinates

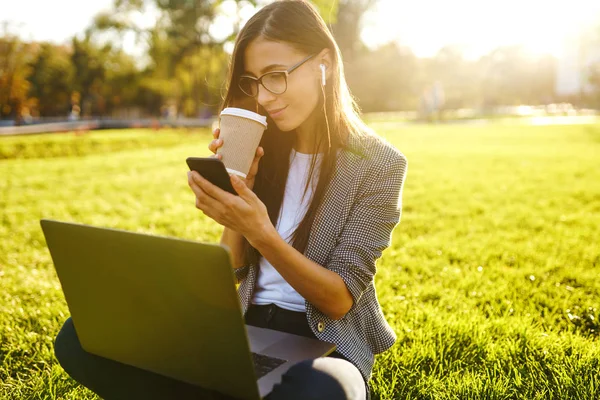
[186,157,238,196]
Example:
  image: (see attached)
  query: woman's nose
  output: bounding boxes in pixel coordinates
[256,84,277,106]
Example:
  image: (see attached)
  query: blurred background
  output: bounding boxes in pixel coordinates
[1,0,600,126]
[2,3,600,398]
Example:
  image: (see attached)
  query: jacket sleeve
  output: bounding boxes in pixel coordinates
[327,152,408,310]
[234,265,249,284]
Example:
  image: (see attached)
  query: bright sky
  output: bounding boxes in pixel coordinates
[2,0,115,42]
[1,0,154,58]
[363,0,600,58]
[3,0,600,59]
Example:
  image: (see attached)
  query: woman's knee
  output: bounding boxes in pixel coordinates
[309,358,365,400]
[269,358,366,400]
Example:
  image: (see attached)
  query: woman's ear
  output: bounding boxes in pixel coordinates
[316,49,333,83]
[320,64,327,86]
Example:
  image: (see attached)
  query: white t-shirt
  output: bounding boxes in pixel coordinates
[251,148,323,312]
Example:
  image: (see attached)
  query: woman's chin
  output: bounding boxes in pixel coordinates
[272,120,297,132]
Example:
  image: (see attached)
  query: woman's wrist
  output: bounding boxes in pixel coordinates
[220,227,245,268]
[247,223,279,254]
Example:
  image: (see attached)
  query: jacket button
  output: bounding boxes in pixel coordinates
[317,321,325,332]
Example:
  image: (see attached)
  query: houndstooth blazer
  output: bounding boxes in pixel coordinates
[234,130,408,383]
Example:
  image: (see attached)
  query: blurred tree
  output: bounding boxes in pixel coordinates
[423,46,478,110]
[0,23,34,121]
[27,44,74,116]
[2,1,574,119]
[133,0,258,56]
[329,0,377,62]
[590,64,600,104]
[478,46,556,107]
[71,36,108,116]
[91,0,380,115]
[347,43,419,112]
[93,0,258,115]
[101,47,143,116]
[70,35,141,116]
[585,22,600,107]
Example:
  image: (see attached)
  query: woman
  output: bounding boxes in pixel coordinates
[54,1,407,399]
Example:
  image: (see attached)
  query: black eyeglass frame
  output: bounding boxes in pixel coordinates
[238,53,317,97]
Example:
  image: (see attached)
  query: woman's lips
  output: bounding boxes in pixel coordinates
[267,106,287,119]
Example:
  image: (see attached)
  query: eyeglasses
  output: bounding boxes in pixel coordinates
[238,53,316,97]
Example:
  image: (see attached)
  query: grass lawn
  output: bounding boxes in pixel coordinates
[1,123,599,399]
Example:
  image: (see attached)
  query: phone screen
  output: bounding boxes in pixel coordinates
[186,157,238,196]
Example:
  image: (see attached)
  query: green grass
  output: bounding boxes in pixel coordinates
[0,128,206,160]
[1,124,599,399]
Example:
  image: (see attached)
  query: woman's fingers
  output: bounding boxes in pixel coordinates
[208,138,223,154]
[247,146,264,179]
[209,128,222,156]
[188,172,225,212]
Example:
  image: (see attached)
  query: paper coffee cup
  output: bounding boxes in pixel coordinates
[217,107,268,179]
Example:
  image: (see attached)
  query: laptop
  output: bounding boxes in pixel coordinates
[40,219,336,400]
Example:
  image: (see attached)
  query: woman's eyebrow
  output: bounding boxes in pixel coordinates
[260,63,287,73]
[243,63,288,76]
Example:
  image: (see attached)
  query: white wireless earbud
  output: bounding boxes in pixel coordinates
[320,64,326,86]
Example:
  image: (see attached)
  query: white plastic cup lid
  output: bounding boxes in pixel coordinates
[220,107,268,128]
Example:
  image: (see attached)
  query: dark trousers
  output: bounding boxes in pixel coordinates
[54,304,367,400]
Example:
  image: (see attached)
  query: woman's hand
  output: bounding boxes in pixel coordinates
[208,128,264,191]
[187,169,275,247]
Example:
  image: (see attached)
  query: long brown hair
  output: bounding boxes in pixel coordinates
[221,0,370,266]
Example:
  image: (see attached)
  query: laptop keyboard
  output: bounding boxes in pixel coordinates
[251,352,287,378]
